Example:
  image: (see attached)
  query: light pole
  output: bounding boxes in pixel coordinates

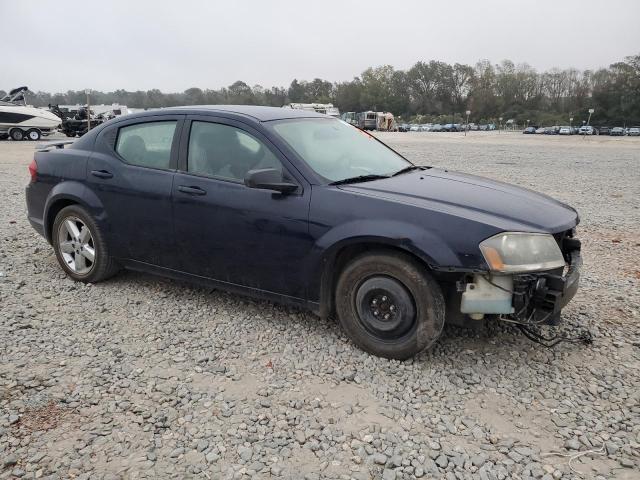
[587,108,594,126]
[465,110,471,136]
[570,117,573,130]
[85,89,91,133]
[499,117,503,134]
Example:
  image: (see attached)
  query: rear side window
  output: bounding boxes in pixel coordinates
[115,121,177,169]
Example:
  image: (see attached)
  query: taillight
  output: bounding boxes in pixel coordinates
[28,159,38,182]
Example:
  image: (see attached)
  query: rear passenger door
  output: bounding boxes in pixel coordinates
[88,115,184,266]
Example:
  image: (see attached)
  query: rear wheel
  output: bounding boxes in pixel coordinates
[52,205,119,283]
[335,251,445,359]
[10,128,24,141]
[26,129,41,141]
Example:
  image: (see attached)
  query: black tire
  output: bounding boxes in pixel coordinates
[10,128,24,141]
[26,129,41,141]
[335,251,445,360]
[52,205,120,283]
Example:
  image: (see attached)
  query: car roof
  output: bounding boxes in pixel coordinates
[125,105,330,122]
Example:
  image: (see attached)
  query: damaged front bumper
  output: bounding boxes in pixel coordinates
[511,249,581,325]
[458,238,582,326]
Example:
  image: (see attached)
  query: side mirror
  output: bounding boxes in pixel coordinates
[244,168,298,194]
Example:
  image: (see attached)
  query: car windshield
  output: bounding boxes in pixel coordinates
[270,118,410,182]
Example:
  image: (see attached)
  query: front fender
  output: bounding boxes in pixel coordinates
[308,219,464,315]
[43,181,107,242]
[315,219,461,268]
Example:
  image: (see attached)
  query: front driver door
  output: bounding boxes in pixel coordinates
[172,117,313,300]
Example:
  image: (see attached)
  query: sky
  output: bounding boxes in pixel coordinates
[3,0,639,93]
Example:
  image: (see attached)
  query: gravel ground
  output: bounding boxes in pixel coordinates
[1,132,639,480]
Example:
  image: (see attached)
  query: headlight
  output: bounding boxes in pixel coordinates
[479,232,565,273]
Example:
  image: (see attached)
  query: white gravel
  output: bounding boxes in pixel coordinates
[1,132,639,480]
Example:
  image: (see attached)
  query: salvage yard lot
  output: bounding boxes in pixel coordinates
[1,132,639,479]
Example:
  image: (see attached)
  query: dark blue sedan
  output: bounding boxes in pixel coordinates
[26,106,581,359]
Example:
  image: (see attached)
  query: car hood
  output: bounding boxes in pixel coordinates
[339,168,579,233]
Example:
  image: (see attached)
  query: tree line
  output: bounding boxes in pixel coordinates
[6,54,640,126]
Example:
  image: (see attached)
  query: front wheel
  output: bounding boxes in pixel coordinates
[52,205,120,283]
[335,251,445,359]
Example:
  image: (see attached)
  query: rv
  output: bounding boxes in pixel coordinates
[376,112,395,131]
[357,111,377,130]
[283,103,340,117]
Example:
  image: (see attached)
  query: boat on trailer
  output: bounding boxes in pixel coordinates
[0,87,61,141]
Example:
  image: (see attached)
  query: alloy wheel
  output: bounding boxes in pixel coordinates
[57,216,96,275]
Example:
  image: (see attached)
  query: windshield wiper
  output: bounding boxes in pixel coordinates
[392,165,424,176]
[329,174,390,186]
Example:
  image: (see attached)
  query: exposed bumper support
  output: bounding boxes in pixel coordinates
[457,249,581,325]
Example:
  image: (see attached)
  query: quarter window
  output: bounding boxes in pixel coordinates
[115,121,177,169]
[187,121,282,181]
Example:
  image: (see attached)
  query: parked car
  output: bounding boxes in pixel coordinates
[627,127,640,136]
[397,124,409,132]
[598,126,610,135]
[430,124,443,132]
[523,127,536,134]
[25,106,582,360]
[558,126,571,135]
[535,127,546,134]
[545,126,560,135]
[610,127,625,136]
[468,123,479,131]
[409,124,420,132]
[579,125,596,135]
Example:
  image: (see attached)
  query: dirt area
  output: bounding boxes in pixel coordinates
[1,132,639,479]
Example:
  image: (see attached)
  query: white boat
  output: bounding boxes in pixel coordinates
[0,87,61,141]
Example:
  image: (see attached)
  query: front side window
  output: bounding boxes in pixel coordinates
[187,121,282,181]
[115,121,177,169]
[270,118,409,182]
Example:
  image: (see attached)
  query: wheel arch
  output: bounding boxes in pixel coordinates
[44,183,107,243]
[316,237,441,319]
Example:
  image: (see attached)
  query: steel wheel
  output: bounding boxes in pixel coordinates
[355,276,416,340]
[335,251,445,359]
[26,129,41,141]
[57,216,96,275]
